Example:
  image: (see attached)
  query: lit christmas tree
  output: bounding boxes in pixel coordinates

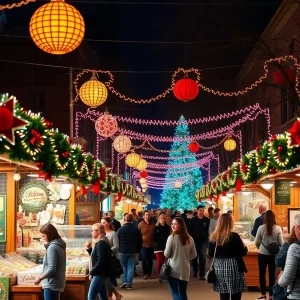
[160,116,203,210]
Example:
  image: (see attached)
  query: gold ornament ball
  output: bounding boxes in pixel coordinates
[224,138,236,151]
[113,134,132,154]
[126,152,141,168]
[136,158,147,171]
[29,0,85,55]
[79,77,108,108]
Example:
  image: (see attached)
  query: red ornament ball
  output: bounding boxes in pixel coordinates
[273,68,295,85]
[189,141,199,153]
[278,146,284,153]
[36,162,43,169]
[140,171,148,178]
[0,107,14,131]
[173,77,199,102]
[259,158,264,164]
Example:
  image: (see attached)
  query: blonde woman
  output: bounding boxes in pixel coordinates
[209,213,248,300]
[164,217,197,300]
[153,213,170,283]
[86,223,111,300]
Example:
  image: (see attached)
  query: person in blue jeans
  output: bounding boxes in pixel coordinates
[34,223,66,300]
[117,213,143,289]
[164,217,197,300]
[188,205,210,280]
[86,223,112,300]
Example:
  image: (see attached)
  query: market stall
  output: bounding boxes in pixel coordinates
[0,94,145,299]
[196,119,300,287]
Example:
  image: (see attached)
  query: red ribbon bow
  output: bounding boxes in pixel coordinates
[30,129,42,145]
[288,119,300,146]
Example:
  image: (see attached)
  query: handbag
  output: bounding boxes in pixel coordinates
[159,259,170,282]
[261,232,280,256]
[108,250,123,278]
[159,236,174,282]
[205,243,217,284]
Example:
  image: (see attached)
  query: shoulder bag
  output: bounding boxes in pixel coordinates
[205,243,217,283]
[159,236,174,282]
[108,249,123,278]
[261,230,280,256]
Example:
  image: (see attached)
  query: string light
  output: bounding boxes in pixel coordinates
[0,0,35,10]
[73,55,300,104]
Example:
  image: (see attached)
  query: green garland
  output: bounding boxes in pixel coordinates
[0,94,146,203]
[196,124,300,200]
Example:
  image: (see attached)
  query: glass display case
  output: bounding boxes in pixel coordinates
[233,221,257,252]
[16,225,92,276]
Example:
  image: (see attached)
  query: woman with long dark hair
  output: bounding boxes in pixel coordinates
[164,217,197,300]
[34,223,66,300]
[209,213,248,300]
[255,210,284,300]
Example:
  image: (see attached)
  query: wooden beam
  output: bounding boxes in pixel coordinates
[6,172,16,253]
[244,185,271,199]
[0,155,38,170]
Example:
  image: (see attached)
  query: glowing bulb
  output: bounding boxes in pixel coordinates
[13,173,21,181]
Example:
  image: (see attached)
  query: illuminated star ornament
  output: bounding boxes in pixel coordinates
[0,96,29,144]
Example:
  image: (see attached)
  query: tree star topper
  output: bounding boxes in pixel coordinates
[0,96,29,144]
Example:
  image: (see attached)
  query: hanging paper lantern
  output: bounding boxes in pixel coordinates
[140,171,148,178]
[29,0,85,55]
[79,73,108,107]
[95,111,118,138]
[273,68,295,85]
[189,141,200,153]
[174,181,182,189]
[113,134,132,153]
[139,178,147,185]
[224,138,236,151]
[136,158,147,171]
[125,152,141,168]
[173,77,199,102]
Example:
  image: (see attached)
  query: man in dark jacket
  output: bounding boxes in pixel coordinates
[108,210,121,232]
[117,214,142,289]
[251,203,267,237]
[188,205,210,280]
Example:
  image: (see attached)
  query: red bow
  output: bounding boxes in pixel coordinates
[30,129,42,145]
[288,119,300,146]
[91,178,101,194]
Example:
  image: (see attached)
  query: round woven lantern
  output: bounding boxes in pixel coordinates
[173,77,199,102]
[79,73,108,107]
[113,134,132,154]
[125,152,141,168]
[136,158,147,171]
[224,138,236,151]
[29,0,85,55]
[189,141,200,153]
[95,111,118,138]
[139,178,147,185]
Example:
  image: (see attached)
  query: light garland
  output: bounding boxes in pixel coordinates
[85,103,262,126]
[73,55,300,104]
[0,0,35,10]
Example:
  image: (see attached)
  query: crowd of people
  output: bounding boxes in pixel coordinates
[34,205,300,300]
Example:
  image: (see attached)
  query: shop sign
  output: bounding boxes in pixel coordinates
[275,180,290,205]
[0,195,6,242]
[19,182,49,213]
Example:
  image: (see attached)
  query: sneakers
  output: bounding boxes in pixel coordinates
[120,283,127,289]
[126,286,133,290]
[256,296,267,300]
[143,275,148,280]
[158,279,163,284]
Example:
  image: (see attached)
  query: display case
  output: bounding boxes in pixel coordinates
[233,221,257,251]
[16,225,91,276]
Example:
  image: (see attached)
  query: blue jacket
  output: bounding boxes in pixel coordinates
[275,242,290,269]
[251,213,265,237]
[117,223,142,254]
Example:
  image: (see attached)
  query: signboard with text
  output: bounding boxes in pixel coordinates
[275,180,290,205]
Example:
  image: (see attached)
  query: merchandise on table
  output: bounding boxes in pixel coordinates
[233,221,253,246]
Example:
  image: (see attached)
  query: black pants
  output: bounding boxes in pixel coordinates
[258,253,276,297]
[220,293,242,300]
[140,247,154,275]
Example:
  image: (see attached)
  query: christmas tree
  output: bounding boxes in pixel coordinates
[160,116,203,210]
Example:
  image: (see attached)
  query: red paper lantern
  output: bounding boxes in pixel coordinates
[0,107,13,131]
[189,141,200,153]
[273,68,295,85]
[140,171,148,178]
[173,78,199,102]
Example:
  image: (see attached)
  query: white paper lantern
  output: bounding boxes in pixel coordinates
[113,134,132,153]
